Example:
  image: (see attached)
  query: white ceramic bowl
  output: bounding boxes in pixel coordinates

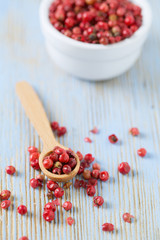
[39,0,152,81]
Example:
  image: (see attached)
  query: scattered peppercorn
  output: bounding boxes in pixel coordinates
[122,212,134,223]
[137,148,147,157]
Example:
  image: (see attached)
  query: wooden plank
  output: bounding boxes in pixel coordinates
[0,0,160,239]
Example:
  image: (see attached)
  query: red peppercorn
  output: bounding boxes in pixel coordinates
[28,146,38,154]
[125,15,135,26]
[1,200,11,209]
[102,223,114,232]
[99,171,109,181]
[52,167,62,175]
[62,164,72,174]
[84,137,92,143]
[74,179,81,189]
[5,166,16,175]
[30,178,39,188]
[84,153,95,163]
[51,121,59,130]
[68,158,77,169]
[87,178,97,187]
[76,151,83,161]
[52,198,60,206]
[57,126,67,137]
[43,158,53,169]
[91,169,99,179]
[108,134,118,143]
[0,190,11,200]
[86,186,96,197]
[43,210,55,222]
[17,205,27,215]
[137,148,147,157]
[83,169,91,180]
[44,202,56,212]
[123,213,134,223]
[59,153,69,163]
[54,187,64,198]
[19,237,29,240]
[54,147,65,155]
[118,162,130,175]
[29,152,39,162]
[93,196,104,207]
[78,165,84,175]
[90,127,99,134]
[47,180,59,191]
[66,217,75,225]
[36,174,45,182]
[129,127,140,136]
[92,163,100,170]
[117,7,126,16]
[62,201,72,211]
[30,159,40,170]
[50,152,59,162]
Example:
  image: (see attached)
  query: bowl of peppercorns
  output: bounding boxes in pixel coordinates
[39,0,152,81]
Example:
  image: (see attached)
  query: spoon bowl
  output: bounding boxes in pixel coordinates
[16,81,80,182]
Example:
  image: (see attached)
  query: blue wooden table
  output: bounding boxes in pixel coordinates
[0,0,160,239]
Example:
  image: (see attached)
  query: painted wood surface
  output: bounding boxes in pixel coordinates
[0,0,160,239]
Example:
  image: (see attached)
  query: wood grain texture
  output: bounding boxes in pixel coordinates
[0,0,160,239]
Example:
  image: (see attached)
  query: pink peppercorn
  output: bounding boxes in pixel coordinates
[62,165,72,174]
[19,237,29,240]
[52,168,62,175]
[29,152,39,162]
[52,198,60,206]
[43,210,55,222]
[76,151,83,161]
[5,166,16,175]
[30,159,40,170]
[43,158,53,169]
[57,126,67,137]
[62,201,72,211]
[108,134,118,144]
[47,180,59,191]
[87,178,97,187]
[66,217,75,225]
[17,205,27,215]
[92,163,100,170]
[129,127,140,136]
[137,148,147,157]
[84,153,95,163]
[51,121,59,130]
[1,200,11,209]
[99,171,109,181]
[36,174,45,182]
[123,213,134,223]
[91,169,99,179]
[83,169,91,180]
[86,186,96,197]
[0,190,11,200]
[28,146,38,154]
[54,187,64,198]
[59,153,69,163]
[90,127,99,134]
[102,223,114,232]
[118,162,131,175]
[44,202,56,212]
[68,158,77,169]
[93,196,104,207]
[78,165,84,175]
[74,179,81,189]
[84,137,92,143]
[30,178,40,188]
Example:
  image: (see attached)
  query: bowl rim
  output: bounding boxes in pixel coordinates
[39,0,152,50]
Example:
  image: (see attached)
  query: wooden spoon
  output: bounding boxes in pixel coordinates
[16,81,80,182]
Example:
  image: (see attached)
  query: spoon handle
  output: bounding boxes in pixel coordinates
[16,81,56,149]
